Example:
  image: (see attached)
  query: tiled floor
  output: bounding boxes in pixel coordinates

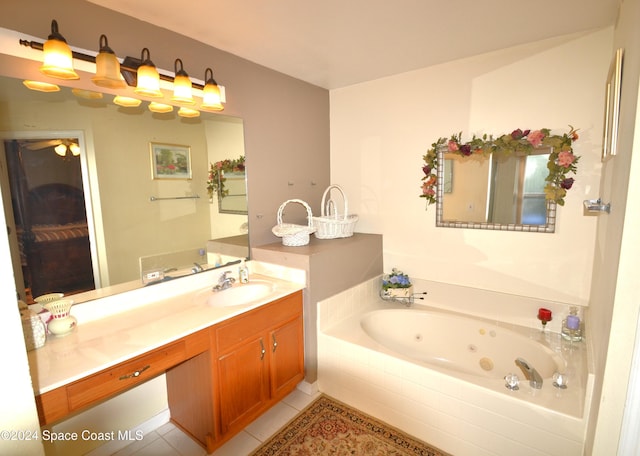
[110,389,320,456]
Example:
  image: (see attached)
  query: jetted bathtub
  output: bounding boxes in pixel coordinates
[360,308,566,381]
[317,282,593,456]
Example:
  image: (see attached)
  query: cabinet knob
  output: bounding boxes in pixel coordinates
[272,334,278,352]
[260,339,266,360]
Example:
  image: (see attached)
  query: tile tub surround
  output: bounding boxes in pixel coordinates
[317,276,594,456]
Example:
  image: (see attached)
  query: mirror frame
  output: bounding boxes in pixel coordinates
[435,150,557,233]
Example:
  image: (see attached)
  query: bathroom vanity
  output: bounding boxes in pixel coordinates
[29,269,304,453]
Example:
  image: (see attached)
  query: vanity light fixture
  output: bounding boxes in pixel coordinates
[39,20,79,80]
[134,48,162,98]
[113,95,142,107]
[201,67,224,112]
[22,80,60,92]
[91,34,126,89]
[171,59,195,105]
[19,21,227,111]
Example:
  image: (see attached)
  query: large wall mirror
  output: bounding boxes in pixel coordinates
[0,73,249,304]
[436,148,556,232]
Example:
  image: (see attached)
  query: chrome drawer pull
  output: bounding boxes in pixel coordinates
[272,334,278,352]
[119,364,150,380]
[260,339,266,360]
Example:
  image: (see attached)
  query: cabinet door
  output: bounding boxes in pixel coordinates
[217,336,268,434]
[269,315,304,398]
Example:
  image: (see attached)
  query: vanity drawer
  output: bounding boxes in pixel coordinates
[67,340,187,411]
[215,291,302,354]
[36,329,211,426]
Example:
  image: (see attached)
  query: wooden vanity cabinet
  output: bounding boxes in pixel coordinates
[34,290,304,454]
[214,291,304,436]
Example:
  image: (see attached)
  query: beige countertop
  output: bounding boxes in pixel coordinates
[28,266,305,394]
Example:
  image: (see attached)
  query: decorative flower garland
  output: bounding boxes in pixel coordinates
[420,127,579,207]
[207,155,245,199]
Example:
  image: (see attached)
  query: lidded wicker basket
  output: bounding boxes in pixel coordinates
[313,185,358,239]
[272,199,316,246]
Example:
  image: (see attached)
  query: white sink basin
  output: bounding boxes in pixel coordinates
[200,280,276,307]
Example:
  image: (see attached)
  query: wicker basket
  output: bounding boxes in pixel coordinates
[272,199,316,246]
[313,185,358,239]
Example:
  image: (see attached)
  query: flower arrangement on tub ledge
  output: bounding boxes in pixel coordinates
[420,126,580,207]
[381,268,414,299]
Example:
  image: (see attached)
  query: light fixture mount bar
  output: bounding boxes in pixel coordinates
[18,39,206,90]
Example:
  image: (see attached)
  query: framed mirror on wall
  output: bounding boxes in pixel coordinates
[421,127,579,233]
[602,48,624,161]
[435,149,556,232]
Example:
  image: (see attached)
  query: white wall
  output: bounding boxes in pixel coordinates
[587,0,640,451]
[330,28,612,306]
[0,191,43,455]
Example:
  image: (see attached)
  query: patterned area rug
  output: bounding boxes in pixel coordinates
[250,394,450,455]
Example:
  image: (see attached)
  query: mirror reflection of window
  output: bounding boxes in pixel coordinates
[521,154,549,225]
[489,151,549,225]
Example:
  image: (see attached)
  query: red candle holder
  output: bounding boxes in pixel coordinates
[538,308,552,330]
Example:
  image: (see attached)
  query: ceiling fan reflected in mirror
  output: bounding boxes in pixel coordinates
[21,138,80,157]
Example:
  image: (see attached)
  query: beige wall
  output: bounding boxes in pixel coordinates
[330,29,610,305]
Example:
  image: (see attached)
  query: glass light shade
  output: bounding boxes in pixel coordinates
[113,95,142,107]
[135,63,162,97]
[69,143,80,156]
[171,73,195,105]
[40,37,79,80]
[148,102,173,113]
[171,59,195,105]
[54,144,67,156]
[135,49,163,98]
[23,80,60,92]
[201,68,224,112]
[178,107,200,118]
[92,51,126,89]
[201,82,224,111]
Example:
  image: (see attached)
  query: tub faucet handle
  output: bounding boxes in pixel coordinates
[515,357,543,389]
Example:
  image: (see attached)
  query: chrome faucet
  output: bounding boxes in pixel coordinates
[192,262,204,273]
[213,270,235,291]
[515,358,543,389]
